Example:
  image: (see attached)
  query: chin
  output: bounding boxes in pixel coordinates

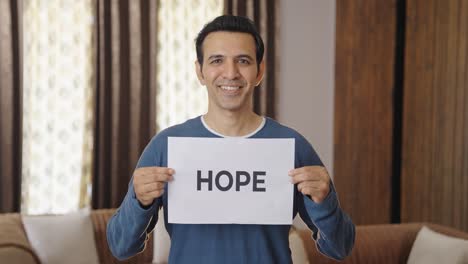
[217,102,246,112]
[221,105,242,112]
[211,96,251,112]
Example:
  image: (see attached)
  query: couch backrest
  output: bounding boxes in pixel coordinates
[0,210,154,264]
[297,222,468,264]
[90,209,154,264]
[0,213,41,264]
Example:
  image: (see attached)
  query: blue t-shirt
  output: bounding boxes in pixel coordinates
[107,116,355,263]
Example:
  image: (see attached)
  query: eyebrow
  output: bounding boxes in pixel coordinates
[236,54,254,61]
[207,54,255,61]
[207,55,224,61]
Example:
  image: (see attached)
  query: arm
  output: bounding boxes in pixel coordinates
[296,183,355,260]
[290,137,355,260]
[106,137,173,260]
[106,185,160,260]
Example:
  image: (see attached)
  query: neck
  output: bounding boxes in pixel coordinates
[203,109,263,137]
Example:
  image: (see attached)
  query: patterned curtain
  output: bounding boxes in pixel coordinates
[92,0,158,209]
[156,0,223,131]
[0,0,22,213]
[224,0,278,118]
[21,0,95,214]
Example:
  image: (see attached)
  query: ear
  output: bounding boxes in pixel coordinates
[195,61,206,85]
[255,60,266,86]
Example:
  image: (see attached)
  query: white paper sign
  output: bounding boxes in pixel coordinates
[167,137,295,225]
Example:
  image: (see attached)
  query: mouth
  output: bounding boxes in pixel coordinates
[218,85,242,95]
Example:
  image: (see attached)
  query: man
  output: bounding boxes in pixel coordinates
[107,15,355,263]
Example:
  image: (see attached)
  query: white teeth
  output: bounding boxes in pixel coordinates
[220,86,240,91]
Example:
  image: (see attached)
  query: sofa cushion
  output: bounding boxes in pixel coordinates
[407,226,468,264]
[152,208,171,264]
[289,226,308,264]
[0,213,40,264]
[23,209,100,264]
[0,247,39,264]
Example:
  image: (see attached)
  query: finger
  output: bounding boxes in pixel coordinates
[145,173,174,184]
[135,167,175,178]
[288,167,307,176]
[288,166,324,176]
[137,166,175,174]
[141,182,165,193]
[300,186,327,198]
[290,166,329,184]
[301,187,330,203]
[135,171,174,185]
[141,189,165,200]
[299,186,317,196]
[297,181,321,192]
[290,172,322,184]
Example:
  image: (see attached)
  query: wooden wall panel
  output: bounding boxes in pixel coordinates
[401,0,468,232]
[334,1,397,224]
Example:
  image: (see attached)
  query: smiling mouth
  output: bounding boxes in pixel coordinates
[219,85,241,91]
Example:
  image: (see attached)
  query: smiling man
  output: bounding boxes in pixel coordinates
[107,15,355,264]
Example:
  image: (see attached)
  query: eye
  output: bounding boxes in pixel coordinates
[210,59,222,64]
[238,58,251,65]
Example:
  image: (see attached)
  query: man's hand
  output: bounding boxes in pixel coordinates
[133,167,174,207]
[289,166,331,204]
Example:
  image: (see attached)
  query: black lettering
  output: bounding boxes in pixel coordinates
[215,170,233,191]
[235,171,251,191]
[197,170,212,191]
[253,171,266,192]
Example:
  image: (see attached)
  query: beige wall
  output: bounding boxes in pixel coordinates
[278,0,336,175]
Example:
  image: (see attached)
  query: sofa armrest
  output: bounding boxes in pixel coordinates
[0,247,39,264]
[0,213,41,264]
[424,223,468,240]
[90,209,154,264]
[297,223,425,264]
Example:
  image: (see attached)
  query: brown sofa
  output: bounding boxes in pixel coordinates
[0,209,152,264]
[1,209,467,264]
[298,222,468,263]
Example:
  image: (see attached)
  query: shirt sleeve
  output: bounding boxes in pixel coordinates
[294,135,355,260]
[106,136,164,260]
[297,184,355,260]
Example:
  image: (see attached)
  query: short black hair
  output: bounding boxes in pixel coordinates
[195,15,264,71]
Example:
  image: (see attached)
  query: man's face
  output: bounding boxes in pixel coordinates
[196,31,265,113]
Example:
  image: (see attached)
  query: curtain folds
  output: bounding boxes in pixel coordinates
[92,0,158,209]
[224,0,278,118]
[0,0,277,212]
[0,0,22,213]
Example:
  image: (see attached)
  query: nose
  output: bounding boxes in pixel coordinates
[222,60,240,79]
